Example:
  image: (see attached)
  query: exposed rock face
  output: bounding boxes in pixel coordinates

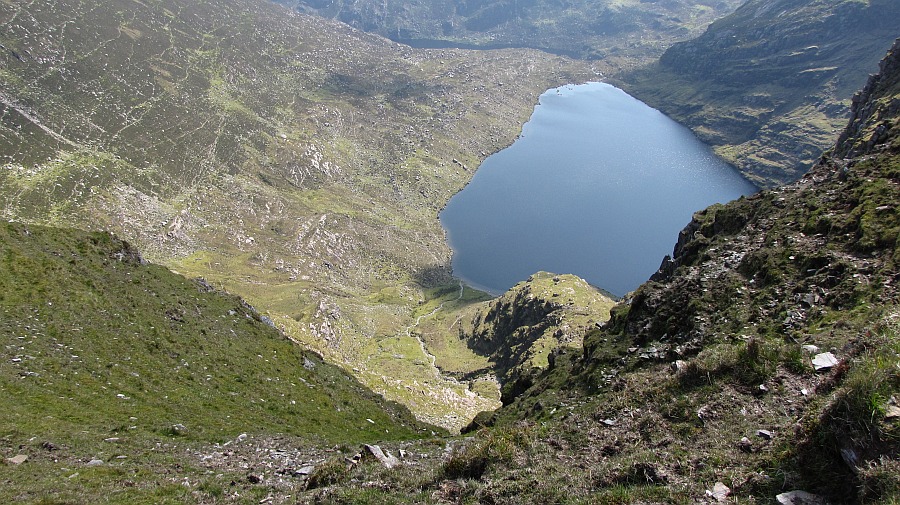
[836,39,900,158]
[458,272,615,403]
[625,0,900,187]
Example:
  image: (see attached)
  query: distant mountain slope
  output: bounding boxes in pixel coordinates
[275,0,743,63]
[0,0,593,428]
[0,222,435,502]
[624,0,900,187]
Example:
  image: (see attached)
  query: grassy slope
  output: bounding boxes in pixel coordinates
[0,222,439,504]
[0,0,595,429]
[622,0,900,187]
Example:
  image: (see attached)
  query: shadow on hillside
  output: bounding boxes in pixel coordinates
[412,264,454,288]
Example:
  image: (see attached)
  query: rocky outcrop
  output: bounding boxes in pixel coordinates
[836,39,900,158]
[458,272,615,403]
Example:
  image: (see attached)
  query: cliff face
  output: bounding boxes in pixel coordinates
[456,272,615,404]
[836,39,900,158]
[624,0,900,187]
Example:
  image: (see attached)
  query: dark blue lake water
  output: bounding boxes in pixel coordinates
[439,82,758,297]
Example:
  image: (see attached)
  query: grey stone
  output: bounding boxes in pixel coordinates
[361,444,399,468]
[86,459,104,466]
[6,454,28,465]
[840,447,860,471]
[757,429,773,440]
[776,490,827,504]
[295,465,315,476]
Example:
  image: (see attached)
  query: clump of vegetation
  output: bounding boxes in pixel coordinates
[442,425,533,480]
[305,457,353,490]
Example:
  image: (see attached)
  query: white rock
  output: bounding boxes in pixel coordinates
[812,352,839,371]
[6,454,28,465]
[706,482,730,502]
[296,465,315,475]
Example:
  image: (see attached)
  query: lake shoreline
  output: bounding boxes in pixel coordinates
[440,82,758,298]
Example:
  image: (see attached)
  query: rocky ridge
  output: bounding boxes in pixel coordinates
[498,38,900,503]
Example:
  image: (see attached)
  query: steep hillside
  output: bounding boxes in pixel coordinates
[624,0,900,187]
[300,37,900,505]
[275,0,743,63]
[0,222,436,503]
[0,0,594,429]
[498,37,900,503]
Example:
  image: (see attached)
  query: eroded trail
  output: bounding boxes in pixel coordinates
[405,281,464,370]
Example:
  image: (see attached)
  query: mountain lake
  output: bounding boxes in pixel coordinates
[440,82,759,298]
